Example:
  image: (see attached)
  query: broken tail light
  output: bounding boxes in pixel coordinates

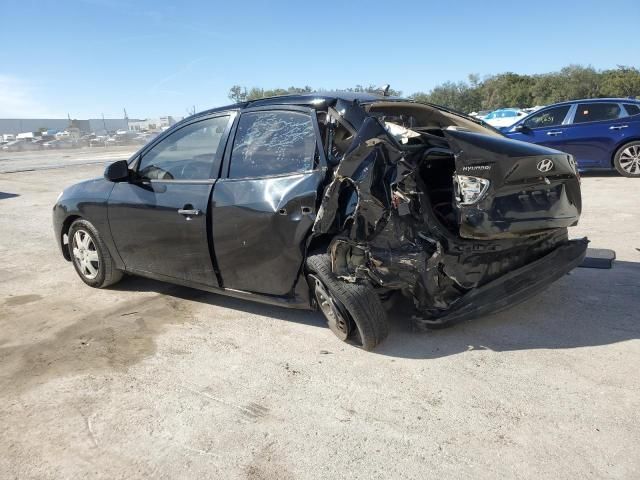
[453,174,490,206]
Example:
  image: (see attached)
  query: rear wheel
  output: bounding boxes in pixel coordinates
[306,253,388,350]
[68,219,123,288]
[614,141,640,177]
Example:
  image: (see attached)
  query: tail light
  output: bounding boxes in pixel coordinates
[453,174,490,205]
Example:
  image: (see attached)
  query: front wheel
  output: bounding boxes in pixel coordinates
[306,254,388,350]
[68,219,123,288]
[614,141,640,177]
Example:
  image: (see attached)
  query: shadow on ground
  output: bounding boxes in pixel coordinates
[111,260,640,360]
[0,192,19,200]
[579,171,620,178]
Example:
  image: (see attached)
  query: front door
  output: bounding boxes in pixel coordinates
[108,114,233,286]
[508,104,572,152]
[211,107,326,296]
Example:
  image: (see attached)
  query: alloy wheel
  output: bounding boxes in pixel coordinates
[72,229,100,279]
[619,145,640,175]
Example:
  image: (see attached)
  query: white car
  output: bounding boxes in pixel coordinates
[483,108,528,128]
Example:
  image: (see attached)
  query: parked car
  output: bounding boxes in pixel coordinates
[89,136,108,147]
[483,108,528,128]
[2,139,33,152]
[43,139,76,149]
[43,139,62,149]
[504,98,640,177]
[469,110,492,119]
[53,92,587,350]
[32,136,54,148]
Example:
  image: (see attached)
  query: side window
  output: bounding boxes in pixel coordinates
[573,103,621,124]
[138,116,230,180]
[523,105,571,129]
[229,111,316,178]
[623,103,640,117]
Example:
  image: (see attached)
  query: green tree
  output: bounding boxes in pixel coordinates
[228,85,247,103]
[600,66,640,98]
[556,65,601,100]
[411,74,482,113]
[227,66,640,114]
[480,73,536,109]
[341,84,402,96]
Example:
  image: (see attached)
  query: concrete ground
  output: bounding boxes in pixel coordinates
[0,146,136,173]
[0,153,638,479]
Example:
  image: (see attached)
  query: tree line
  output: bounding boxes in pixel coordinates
[227,84,402,104]
[228,65,640,113]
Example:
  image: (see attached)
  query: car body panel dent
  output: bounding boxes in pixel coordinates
[310,100,586,320]
[443,129,582,239]
[212,170,324,296]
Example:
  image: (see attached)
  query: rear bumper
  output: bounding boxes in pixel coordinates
[413,237,588,329]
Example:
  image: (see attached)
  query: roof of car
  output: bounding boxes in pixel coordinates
[552,97,640,106]
[193,91,396,118]
[171,91,500,135]
[251,91,386,106]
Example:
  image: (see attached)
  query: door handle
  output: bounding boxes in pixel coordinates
[178,208,201,216]
[609,125,628,130]
[546,130,563,136]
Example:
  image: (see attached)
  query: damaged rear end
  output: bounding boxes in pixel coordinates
[311,99,587,327]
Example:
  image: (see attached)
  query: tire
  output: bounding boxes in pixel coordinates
[68,219,123,288]
[613,141,640,177]
[306,253,388,350]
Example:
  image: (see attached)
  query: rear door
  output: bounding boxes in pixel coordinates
[211,106,326,295]
[558,102,626,168]
[108,113,234,286]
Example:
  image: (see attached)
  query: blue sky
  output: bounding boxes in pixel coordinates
[0,0,638,119]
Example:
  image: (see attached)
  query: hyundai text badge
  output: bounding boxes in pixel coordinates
[537,158,554,173]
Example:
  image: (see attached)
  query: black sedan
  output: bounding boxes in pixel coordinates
[53,92,587,350]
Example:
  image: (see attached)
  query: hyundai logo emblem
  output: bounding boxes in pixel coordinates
[537,158,554,173]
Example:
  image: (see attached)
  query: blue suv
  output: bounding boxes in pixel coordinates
[504,98,640,177]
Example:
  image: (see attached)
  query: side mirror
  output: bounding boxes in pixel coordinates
[104,160,130,182]
[513,124,530,133]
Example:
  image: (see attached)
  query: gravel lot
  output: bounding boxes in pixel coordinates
[0,152,639,479]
